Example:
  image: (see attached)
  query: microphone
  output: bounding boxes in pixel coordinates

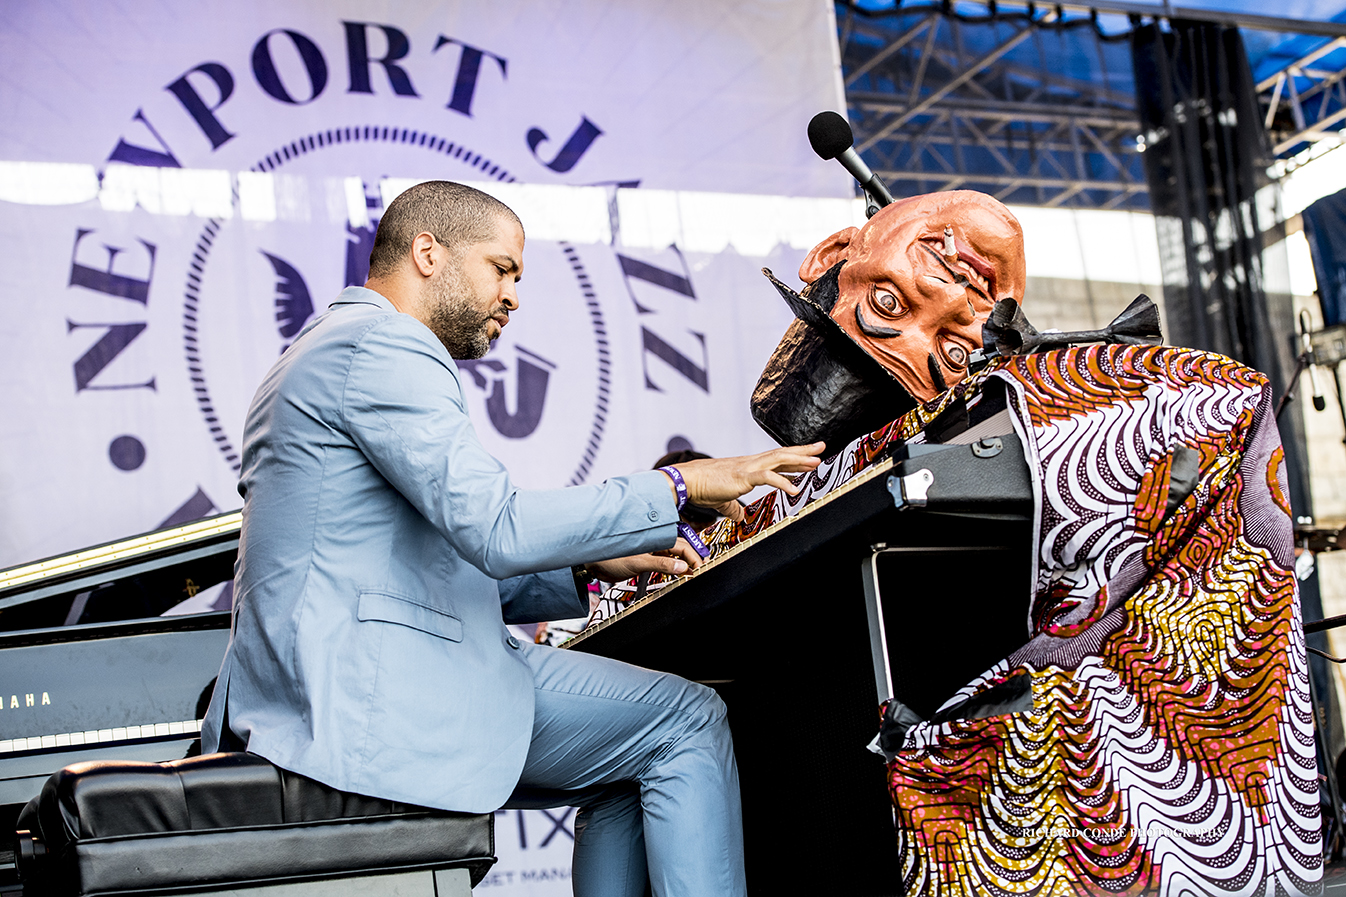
[808,111,894,216]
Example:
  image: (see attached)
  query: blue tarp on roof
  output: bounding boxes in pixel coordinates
[846,0,1346,116]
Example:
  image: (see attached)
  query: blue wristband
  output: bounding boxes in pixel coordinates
[677,522,711,559]
[658,466,688,511]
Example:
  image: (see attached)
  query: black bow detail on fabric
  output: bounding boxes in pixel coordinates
[980,294,1163,360]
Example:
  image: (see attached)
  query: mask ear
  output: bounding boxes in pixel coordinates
[799,227,858,283]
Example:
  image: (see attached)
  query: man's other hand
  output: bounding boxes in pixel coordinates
[667,442,826,522]
[586,537,704,582]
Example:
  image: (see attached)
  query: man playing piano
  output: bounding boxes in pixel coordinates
[201,180,823,897]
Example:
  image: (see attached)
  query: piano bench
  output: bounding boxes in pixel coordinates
[11,752,495,897]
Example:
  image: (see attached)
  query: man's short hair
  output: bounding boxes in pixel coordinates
[368,181,522,278]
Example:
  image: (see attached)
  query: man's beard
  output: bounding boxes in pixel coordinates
[425,266,497,360]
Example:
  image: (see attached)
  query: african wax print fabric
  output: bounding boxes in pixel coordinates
[583,344,1318,896]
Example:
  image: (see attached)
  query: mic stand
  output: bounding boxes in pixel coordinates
[1275,310,1329,420]
[863,191,883,220]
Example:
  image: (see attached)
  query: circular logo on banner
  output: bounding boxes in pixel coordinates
[181,126,610,490]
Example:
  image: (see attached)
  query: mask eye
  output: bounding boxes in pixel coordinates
[874,289,898,313]
[943,341,968,369]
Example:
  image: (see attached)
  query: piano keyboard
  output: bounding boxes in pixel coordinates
[0,719,203,755]
[570,452,900,645]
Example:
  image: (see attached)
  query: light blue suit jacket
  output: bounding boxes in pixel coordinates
[201,287,677,812]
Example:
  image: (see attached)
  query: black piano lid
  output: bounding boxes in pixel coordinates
[0,519,241,824]
[0,512,241,630]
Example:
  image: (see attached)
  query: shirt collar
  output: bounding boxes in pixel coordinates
[329,285,397,312]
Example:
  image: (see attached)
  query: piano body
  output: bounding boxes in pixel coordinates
[0,513,242,886]
[568,402,1035,896]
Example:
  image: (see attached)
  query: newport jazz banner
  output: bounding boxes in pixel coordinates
[0,4,849,890]
[0,0,851,574]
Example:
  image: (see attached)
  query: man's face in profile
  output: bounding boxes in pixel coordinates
[800,191,1026,402]
[426,215,524,360]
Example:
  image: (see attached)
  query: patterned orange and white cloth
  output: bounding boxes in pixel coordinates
[585,344,1319,896]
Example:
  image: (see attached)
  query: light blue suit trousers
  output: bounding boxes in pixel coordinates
[201,287,745,896]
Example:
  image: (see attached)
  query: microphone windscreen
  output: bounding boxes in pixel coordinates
[808,111,854,160]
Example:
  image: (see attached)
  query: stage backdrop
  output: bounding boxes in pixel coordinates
[0,0,851,571]
[0,3,848,891]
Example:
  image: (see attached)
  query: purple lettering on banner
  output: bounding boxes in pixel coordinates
[252,29,328,105]
[165,63,236,151]
[536,808,575,847]
[68,229,155,304]
[158,487,219,528]
[345,224,376,287]
[615,251,708,392]
[458,347,554,439]
[344,22,418,97]
[67,321,155,392]
[640,327,708,392]
[106,110,182,168]
[433,37,507,117]
[526,116,602,173]
[617,255,694,313]
[487,348,552,438]
[259,252,314,340]
[108,435,147,472]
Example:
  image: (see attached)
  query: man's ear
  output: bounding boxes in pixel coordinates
[799,227,858,283]
[410,232,438,278]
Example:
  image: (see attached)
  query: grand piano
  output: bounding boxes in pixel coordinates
[0,418,1031,897]
[0,513,243,890]
[567,411,1035,896]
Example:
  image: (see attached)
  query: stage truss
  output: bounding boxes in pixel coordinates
[838,1,1346,211]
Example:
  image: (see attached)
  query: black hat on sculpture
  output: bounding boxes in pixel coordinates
[751,263,916,456]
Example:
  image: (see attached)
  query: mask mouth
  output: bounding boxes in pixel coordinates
[919,238,997,302]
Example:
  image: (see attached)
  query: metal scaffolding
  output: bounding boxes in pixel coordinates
[1260,37,1346,159]
[838,1,1346,210]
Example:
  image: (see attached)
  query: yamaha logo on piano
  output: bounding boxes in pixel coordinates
[0,693,52,709]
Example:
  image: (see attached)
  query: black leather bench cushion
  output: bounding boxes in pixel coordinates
[17,753,494,896]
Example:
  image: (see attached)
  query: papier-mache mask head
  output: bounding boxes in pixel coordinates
[752,190,1027,452]
[804,190,1027,402]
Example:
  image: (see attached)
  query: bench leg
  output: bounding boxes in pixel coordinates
[166,868,473,896]
[434,868,473,896]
